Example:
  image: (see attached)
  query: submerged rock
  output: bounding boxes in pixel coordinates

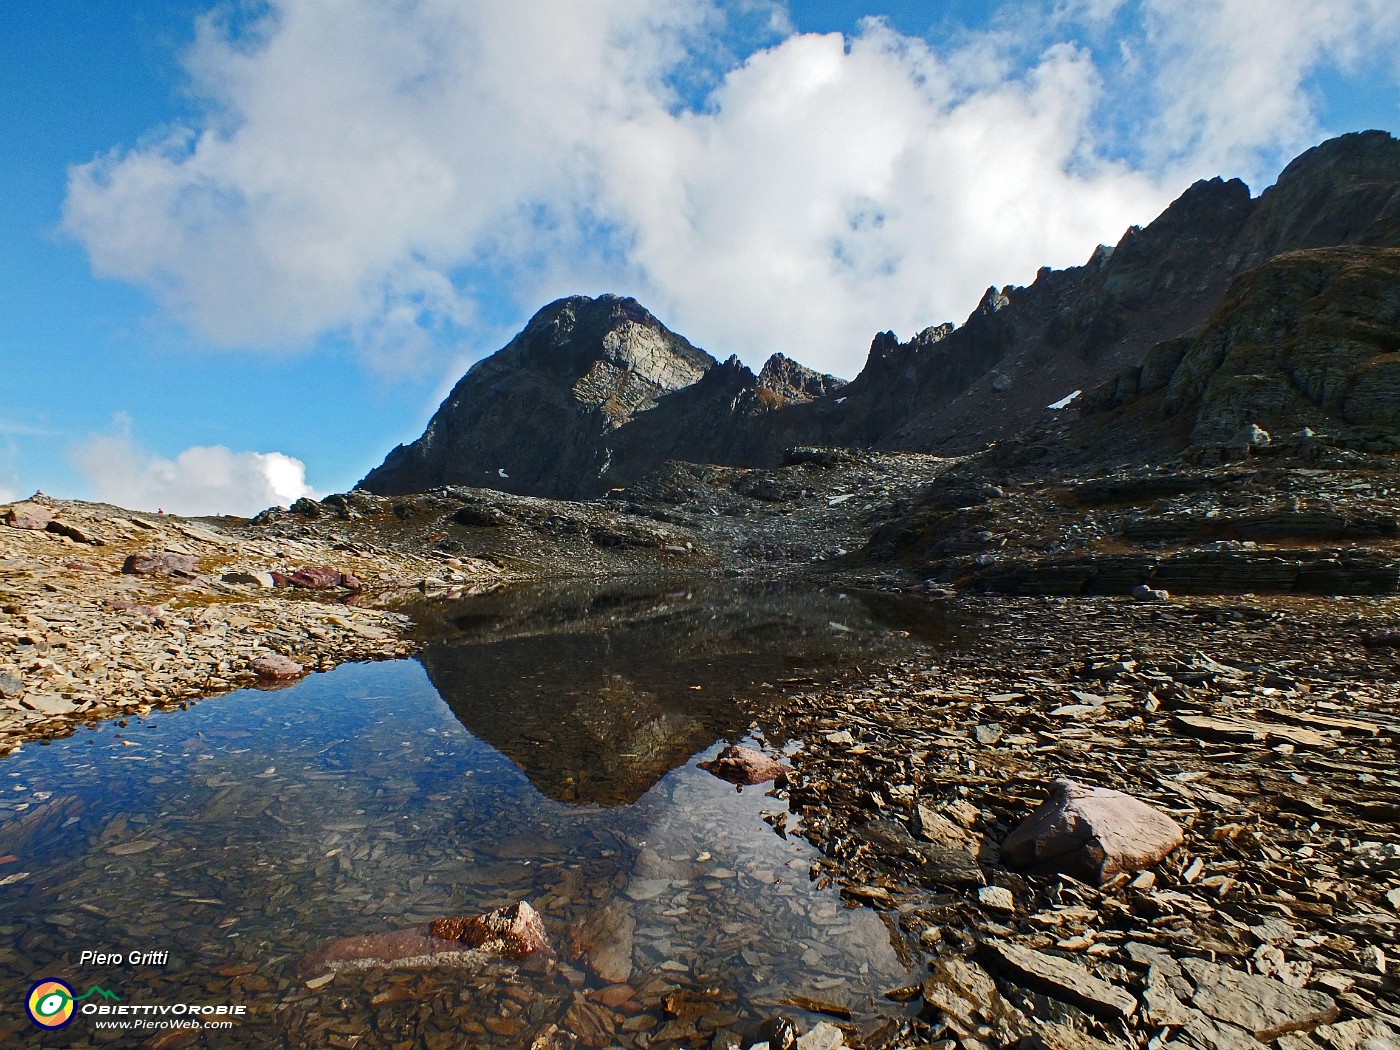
[577,898,635,984]
[1001,778,1184,883]
[698,744,791,786]
[303,901,549,974]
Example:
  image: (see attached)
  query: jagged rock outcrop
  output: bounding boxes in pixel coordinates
[361,295,844,499]
[797,130,1400,456]
[1083,246,1400,451]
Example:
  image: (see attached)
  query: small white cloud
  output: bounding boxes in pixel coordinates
[71,427,319,517]
[0,486,15,505]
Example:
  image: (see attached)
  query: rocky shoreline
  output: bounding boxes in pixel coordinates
[0,495,504,755]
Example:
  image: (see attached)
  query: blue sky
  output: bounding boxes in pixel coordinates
[3,0,1399,514]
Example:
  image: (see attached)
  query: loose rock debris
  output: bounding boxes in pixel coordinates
[759,593,1400,1050]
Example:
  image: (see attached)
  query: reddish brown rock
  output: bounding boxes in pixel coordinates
[287,566,345,589]
[251,654,305,680]
[341,571,364,591]
[428,901,549,959]
[303,901,549,974]
[697,744,792,785]
[5,502,55,530]
[122,550,199,576]
[1001,778,1184,884]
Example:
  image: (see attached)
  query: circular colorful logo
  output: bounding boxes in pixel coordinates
[27,979,76,1029]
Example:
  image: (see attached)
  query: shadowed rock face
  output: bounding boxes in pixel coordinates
[359,294,844,500]
[1170,247,1400,445]
[796,131,1400,457]
[1081,246,1400,450]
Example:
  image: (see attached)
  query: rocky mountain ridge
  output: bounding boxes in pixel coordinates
[361,295,844,499]
[362,130,1400,500]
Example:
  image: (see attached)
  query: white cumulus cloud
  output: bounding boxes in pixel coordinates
[60,0,1400,379]
[71,425,319,517]
[1137,0,1400,182]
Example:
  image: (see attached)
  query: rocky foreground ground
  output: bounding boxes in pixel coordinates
[753,591,1400,1050]
[2,437,1398,1049]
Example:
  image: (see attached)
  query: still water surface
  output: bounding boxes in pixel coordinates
[0,581,953,1047]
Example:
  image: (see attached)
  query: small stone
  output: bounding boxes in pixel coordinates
[20,693,79,716]
[1131,584,1169,602]
[979,886,1016,913]
[1182,957,1339,1041]
[795,1022,846,1050]
[123,549,199,576]
[974,723,1004,745]
[1237,422,1272,448]
[922,956,1029,1044]
[914,804,979,853]
[697,744,791,785]
[0,673,22,698]
[1022,1022,1126,1050]
[1313,1019,1399,1050]
[978,941,1137,1020]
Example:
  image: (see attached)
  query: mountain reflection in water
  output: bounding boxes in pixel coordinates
[415,579,959,805]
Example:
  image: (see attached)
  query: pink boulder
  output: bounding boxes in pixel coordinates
[122,550,199,576]
[5,502,54,530]
[251,654,305,680]
[697,744,791,786]
[1001,778,1184,884]
[304,901,550,974]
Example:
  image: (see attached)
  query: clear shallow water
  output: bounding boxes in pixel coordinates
[0,582,949,1048]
